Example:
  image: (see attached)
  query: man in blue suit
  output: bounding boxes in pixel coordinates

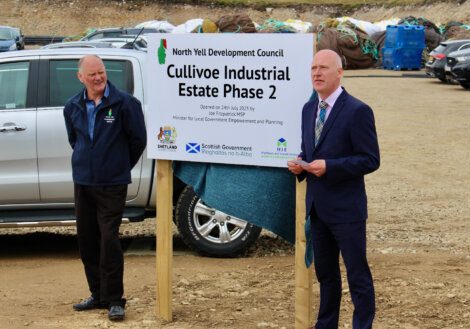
[288,49,380,329]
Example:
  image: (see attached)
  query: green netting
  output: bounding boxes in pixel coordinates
[438,24,446,35]
[337,25,359,45]
[317,21,379,61]
[339,24,378,60]
[257,18,296,33]
[361,39,379,60]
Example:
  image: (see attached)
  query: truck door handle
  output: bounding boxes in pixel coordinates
[0,123,27,132]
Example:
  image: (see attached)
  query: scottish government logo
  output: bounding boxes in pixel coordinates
[186,143,201,154]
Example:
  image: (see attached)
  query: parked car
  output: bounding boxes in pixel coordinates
[0,26,25,52]
[425,39,470,82]
[42,37,148,52]
[446,48,470,89]
[80,27,157,41]
[41,41,116,49]
[0,48,261,257]
[93,36,148,50]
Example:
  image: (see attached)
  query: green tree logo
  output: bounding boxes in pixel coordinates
[158,39,167,64]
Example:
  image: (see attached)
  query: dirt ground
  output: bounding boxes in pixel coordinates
[1,1,470,329]
[1,71,469,329]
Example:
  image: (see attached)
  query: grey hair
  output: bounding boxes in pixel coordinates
[78,55,103,72]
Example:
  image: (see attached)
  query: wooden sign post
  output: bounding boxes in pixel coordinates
[295,180,314,328]
[146,32,314,326]
[155,159,173,321]
[154,163,314,326]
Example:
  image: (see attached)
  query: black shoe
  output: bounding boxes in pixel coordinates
[108,305,125,321]
[73,296,103,311]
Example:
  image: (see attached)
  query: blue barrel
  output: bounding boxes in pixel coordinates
[382,47,423,70]
[385,25,425,49]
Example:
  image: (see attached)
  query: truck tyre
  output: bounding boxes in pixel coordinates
[459,81,470,90]
[175,186,262,257]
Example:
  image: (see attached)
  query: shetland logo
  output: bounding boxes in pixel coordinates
[158,39,167,64]
[157,126,177,144]
[157,125,177,151]
[277,138,287,152]
[186,143,201,154]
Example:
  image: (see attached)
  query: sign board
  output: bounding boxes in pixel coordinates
[146,33,313,167]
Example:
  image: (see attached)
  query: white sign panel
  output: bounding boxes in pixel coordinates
[146,33,313,167]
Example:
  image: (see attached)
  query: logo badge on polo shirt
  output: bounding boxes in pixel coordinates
[104,108,115,123]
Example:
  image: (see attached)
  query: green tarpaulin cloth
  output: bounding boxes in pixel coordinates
[174,162,295,243]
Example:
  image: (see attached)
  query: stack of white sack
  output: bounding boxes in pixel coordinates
[336,17,401,35]
[135,20,175,33]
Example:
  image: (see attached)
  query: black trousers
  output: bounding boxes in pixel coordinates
[74,184,127,308]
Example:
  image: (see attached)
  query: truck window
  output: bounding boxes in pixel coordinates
[0,61,29,110]
[48,59,133,107]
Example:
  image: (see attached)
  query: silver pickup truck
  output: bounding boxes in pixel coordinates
[0,48,261,257]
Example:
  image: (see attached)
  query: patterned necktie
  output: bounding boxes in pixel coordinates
[314,100,328,147]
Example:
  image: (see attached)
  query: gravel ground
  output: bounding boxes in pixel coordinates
[1,70,470,329]
[1,1,470,328]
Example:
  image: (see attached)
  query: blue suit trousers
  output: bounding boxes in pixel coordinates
[311,210,375,329]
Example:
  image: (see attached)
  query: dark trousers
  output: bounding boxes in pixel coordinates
[74,184,127,307]
[311,209,375,329]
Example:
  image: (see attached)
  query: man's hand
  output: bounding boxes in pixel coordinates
[303,159,326,177]
[287,158,305,175]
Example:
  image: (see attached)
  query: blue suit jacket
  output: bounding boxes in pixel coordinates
[298,88,380,223]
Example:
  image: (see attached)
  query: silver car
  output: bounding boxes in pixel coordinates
[0,48,261,257]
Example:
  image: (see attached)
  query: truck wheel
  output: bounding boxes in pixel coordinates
[459,81,470,90]
[175,186,262,257]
